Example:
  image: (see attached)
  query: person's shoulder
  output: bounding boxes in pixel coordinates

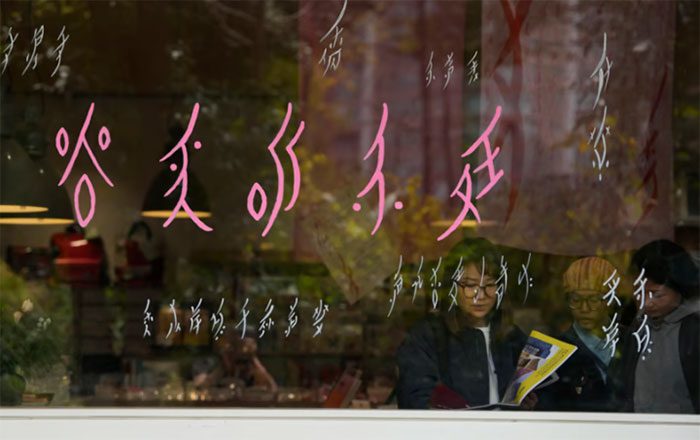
[680,311,700,333]
[500,324,528,345]
[557,326,578,343]
[684,310,700,321]
[556,327,594,357]
[555,327,590,357]
[404,316,446,345]
[396,317,447,363]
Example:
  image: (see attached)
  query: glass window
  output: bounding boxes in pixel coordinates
[0,0,698,415]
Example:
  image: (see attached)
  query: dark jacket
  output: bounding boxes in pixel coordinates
[613,308,700,414]
[537,326,617,412]
[396,316,527,409]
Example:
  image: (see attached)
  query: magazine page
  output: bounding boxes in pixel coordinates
[500,331,578,406]
[534,372,559,390]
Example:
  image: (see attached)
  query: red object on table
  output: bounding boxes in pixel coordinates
[322,368,362,408]
[51,232,105,284]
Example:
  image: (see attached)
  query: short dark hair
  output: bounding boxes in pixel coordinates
[631,239,700,299]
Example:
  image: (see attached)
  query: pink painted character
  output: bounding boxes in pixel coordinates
[247,102,304,237]
[159,103,212,232]
[352,103,403,235]
[55,102,113,227]
[437,105,504,241]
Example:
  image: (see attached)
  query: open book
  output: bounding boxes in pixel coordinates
[467,330,577,410]
[431,331,577,409]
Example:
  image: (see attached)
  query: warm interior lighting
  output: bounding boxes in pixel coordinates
[141,210,212,219]
[1,142,74,224]
[0,217,74,225]
[430,219,497,229]
[0,205,48,213]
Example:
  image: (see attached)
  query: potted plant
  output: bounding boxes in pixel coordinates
[0,261,72,406]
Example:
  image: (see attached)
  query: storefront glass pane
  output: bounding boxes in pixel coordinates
[0,0,698,413]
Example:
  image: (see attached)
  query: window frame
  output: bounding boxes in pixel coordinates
[1,408,699,439]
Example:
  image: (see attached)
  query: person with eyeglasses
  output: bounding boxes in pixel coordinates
[537,257,621,412]
[613,239,700,414]
[395,238,535,410]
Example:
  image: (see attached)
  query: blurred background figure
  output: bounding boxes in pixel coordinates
[194,334,278,396]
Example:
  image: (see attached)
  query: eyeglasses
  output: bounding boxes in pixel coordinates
[567,294,604,310]
[454,279,498,299]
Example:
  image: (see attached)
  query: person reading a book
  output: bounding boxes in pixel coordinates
[395,238,536,409]
[614,239,699,413]
[537,257,619,412]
